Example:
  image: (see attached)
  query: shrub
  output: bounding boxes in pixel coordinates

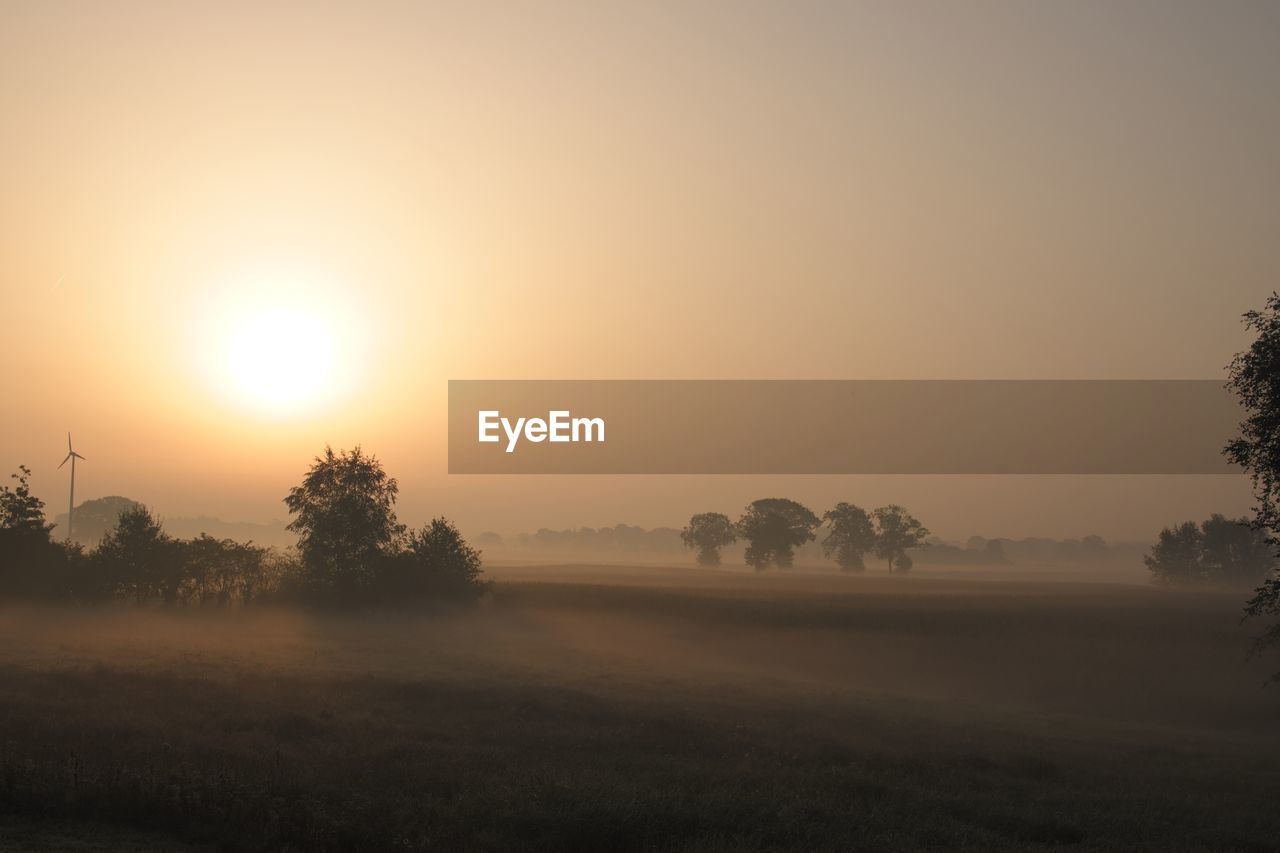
[380,518,490,604]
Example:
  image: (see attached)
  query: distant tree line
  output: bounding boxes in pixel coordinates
[491,524,686,555]
[1144,514,1274,586]
[0,446,489,607]
[682,499,929,572]
[485,525,1131,567]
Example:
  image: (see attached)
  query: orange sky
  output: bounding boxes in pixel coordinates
[2,2,1277,540]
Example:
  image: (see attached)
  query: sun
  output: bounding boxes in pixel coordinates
[197,269,359,417]
[220,306,340,413]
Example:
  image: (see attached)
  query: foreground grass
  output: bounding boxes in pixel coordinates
[0,574,1277,851]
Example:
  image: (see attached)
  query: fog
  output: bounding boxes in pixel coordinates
[4,562,1273,731]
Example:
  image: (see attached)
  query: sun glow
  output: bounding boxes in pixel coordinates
[196,267,361,417]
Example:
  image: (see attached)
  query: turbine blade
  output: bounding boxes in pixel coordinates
[73,452,86,460]
[58,453,71,469]
[67,432,72,452]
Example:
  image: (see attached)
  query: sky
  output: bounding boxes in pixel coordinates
[2,1,1278,541]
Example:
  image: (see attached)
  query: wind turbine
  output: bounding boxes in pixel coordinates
[58,433,86,543]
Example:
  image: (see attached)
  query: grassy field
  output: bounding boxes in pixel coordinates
[1,565,1277,851]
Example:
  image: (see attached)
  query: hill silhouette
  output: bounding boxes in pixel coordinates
[53,498,291,547]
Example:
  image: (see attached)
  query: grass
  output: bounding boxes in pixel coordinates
[0,568,1277,851]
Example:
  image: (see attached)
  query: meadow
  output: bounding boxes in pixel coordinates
[1,564,1277,852]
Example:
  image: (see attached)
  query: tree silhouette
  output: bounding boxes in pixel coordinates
[982,539,1007,563]
[179,534,270,606]
[93,505,180,603]
[383,518,489,601]
[0,465,67,597]
[1146,515,1273,585]
[0,466,50,535]
[821,503,875,571]
[1225,293,1280,668]
[1144,520,1205,584]
[737,498,820,571]
[872,505,929,573]
[1227,293,1280,540]
[1200,514,1274,583]
[681,512,738,566]
[284,445,406,599]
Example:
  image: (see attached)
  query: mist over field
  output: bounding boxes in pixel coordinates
[2,561,1278,851]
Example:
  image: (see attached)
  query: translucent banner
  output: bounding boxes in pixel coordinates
[448,380,1240,474]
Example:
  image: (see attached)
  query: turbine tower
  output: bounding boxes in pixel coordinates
[58,433,86,543]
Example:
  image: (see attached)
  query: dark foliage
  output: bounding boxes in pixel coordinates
[380,518,490,603]
[93,505,182,602]
[1144,514,1274,586]
[176,534,274,606]
[821,502,876,571]
[1226,293,1280,544]
[737,498,821,570]
[0,466,84,599]
[1224,294,1280,663]
[1,448,486,610]
[680,512,738,566]
[283,445,487,605]
[872,505,930,573]
[285,445,406,599]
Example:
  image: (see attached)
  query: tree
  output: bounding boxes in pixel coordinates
[0,466,50,536]
[1200,514,1274,584]
[982,539,1007,563]
[1227,293,1280,541]
[1224,293,1280,665]
[382,518,489,602]
[872,505,929,573]
[0,465,64,597]
[737,498,820,570]
[681,512,738,566]
[1144,520,1204,584]
[93,505,180,603]
[1144,515,1273,586]
[284,445,406,599]
[178,534,270,606]
[821,503,876,571]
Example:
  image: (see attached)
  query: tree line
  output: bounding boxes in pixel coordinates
[0,446,489,606]
[1144,513,1274,586]
[681,498,929,572]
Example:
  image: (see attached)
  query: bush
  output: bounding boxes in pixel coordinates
[84,507,289,606]
[0,465,86,599]
[176,534,271,606]
[380,518,491,604]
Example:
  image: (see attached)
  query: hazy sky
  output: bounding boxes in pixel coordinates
[2,1,1278,541]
